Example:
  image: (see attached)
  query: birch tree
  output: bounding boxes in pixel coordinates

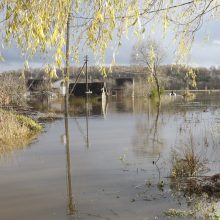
[132,39,165,101]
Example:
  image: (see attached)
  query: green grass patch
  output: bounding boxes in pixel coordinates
[164,208,189,217]
[16,114,42,132]
[149,87,164,99]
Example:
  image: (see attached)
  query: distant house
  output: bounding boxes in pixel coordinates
[69,82,106,96]
[52,79,66,90]
[52,80,106,96]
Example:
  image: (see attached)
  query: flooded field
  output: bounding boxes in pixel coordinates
[1,91,220,220]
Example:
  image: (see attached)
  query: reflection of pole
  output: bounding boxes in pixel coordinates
[85,55,88,93]
[132,78,135,98]
[132,79,135,113]
[132,94,134,113]
[64,114,76,215]
[85,94,89,148]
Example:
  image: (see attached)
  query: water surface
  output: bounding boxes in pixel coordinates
[1,92,220,220]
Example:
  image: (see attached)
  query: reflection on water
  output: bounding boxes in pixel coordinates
[29,95,108,118]
[64,113,75,215]
[132,101,165,158]
[1,91,220,220]
[85,94,89,148]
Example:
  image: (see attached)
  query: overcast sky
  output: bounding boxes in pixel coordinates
[1,19,220,72]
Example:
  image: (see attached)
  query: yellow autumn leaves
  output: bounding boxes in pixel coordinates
[0,0,219,76]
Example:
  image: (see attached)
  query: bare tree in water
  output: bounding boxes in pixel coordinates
[131,39,165,101]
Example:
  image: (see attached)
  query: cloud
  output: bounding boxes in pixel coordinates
[1,18,220,73]
[212,40,220,46]
[189,41,220,68]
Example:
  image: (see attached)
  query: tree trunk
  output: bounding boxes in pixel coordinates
[153,73,161,101]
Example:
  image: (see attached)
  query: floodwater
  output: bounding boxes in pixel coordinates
[1,91,220,220]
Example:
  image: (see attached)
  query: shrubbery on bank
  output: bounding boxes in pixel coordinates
[0,110,42,154]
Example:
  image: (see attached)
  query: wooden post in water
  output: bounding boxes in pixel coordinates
[64,14,76,215]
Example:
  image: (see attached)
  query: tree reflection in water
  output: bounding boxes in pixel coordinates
[133,100,163,158]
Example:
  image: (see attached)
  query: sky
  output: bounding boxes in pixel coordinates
[1,18,220,72]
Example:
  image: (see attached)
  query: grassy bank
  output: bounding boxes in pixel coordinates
[0,110,42,154]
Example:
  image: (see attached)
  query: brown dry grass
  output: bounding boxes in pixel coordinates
[171,135,207,178]
[0,73,26,106]
[0,110,42,154]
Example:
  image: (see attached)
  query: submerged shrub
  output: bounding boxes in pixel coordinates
[182,90,196,101]
[171,148,206,178]
[170,135,207,178]
[164,194,219,220]
[149,87,164,99]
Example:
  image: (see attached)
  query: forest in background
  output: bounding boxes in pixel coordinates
[1,64,220,90]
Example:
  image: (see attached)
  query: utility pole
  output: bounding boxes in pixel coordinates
[85,55,89,147]
[64,14,70,117]
[64,13,75,215]
[85,55,88,93]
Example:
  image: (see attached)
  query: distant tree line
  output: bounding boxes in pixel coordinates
[1,64,220,91]
[160,65,220,90]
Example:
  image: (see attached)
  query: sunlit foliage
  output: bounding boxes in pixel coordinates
[132,39,165,100]
[0,1,219,75]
